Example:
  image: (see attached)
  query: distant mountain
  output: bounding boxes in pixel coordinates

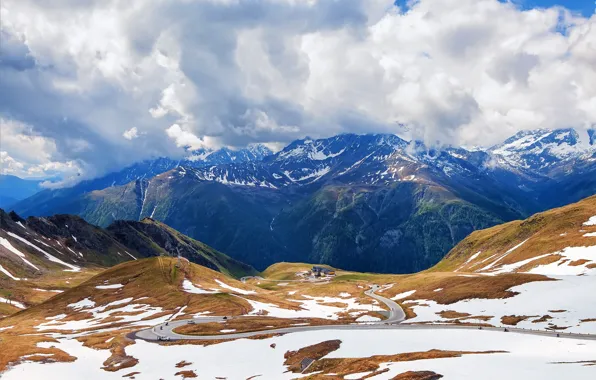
[0,175,42,208]
[10,129,596,274]
[10,144,272,216]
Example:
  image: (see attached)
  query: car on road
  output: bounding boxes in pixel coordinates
[157,336,171,341]
[188,320,196,325]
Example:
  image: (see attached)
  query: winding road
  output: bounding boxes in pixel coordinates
[133,285,596,342]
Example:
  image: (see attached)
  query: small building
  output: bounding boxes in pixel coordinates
[300,357,315,372]
[312,266,335,276]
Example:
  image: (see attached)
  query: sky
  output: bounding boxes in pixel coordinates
[0,0,595,187]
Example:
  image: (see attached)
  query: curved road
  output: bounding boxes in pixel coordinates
[134,285,596,342]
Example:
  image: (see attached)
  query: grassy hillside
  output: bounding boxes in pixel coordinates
[432,194,596,273]
[107,218,258,278]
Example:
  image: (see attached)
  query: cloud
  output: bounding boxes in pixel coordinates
[0,118,83,181]
[165,124,215,151]
[123,127,140,140]
[0,0,594,185]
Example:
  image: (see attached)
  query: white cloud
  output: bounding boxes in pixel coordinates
[0,0,594,184]
[165,124,219,151]
[0,118,82,180]
[123,127,140,140]
[0,151,25,174]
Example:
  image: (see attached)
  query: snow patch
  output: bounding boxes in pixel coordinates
[215,279,256,295]
[5,232,80,272]
[182,279,220,294]
[95,284,123,290]
[391,290,416,300]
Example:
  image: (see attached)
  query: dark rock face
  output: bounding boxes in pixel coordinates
[0,209,256,278]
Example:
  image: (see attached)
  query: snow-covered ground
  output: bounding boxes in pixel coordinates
[403,275,596,333]
[3,329,595,379]
[0,296,25,309]
[181,279,219,294]
[215,279,256,295]
[242,294,383,320]
[95,284,123,290]
[527,246,596,276]
[38,297,165,332]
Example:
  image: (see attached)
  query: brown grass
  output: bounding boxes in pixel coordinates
[175,370,198,378]
[433,195,596,273]
[284,340,341,373]
[438,310,471,319]
[381,272,552,309]
[532,315,552,324]
[0,333,76,371]
[569,259,591,267]
[391,371,444,380]
[176,360,192,368]
[501,315,534,326]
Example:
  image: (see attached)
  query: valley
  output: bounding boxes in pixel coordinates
[1,195,595,379]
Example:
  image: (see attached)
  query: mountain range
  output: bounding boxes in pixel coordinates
[9,128,596,273]
[0,175,43,209]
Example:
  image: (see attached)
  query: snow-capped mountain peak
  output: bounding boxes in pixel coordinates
[488,128,594,173]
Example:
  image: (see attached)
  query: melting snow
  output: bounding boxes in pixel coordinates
[455,251,481,271]
[95,284,124,290]
[355,315,381,323]
[33,288,63,293]
[68,298,96,310]
[404,275,596,333]
[583,216,596,226]
[4,329,596,379]
[0,236,40,270]
[6,232,80,272]
[0,296,25,309]
[0,264,21,280]
[391,290,416,300]
[528,246,596,276]
[215,279,256,295]
[182,279,220,294]
[478,239,529,272]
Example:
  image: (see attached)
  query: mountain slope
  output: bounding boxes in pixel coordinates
[0,175,42,209]
[10,129,596,273]
[1,209,257,315]
[433,194,596,274]
[107,218,258,278]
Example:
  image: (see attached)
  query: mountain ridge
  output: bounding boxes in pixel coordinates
[9,128,596,274]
